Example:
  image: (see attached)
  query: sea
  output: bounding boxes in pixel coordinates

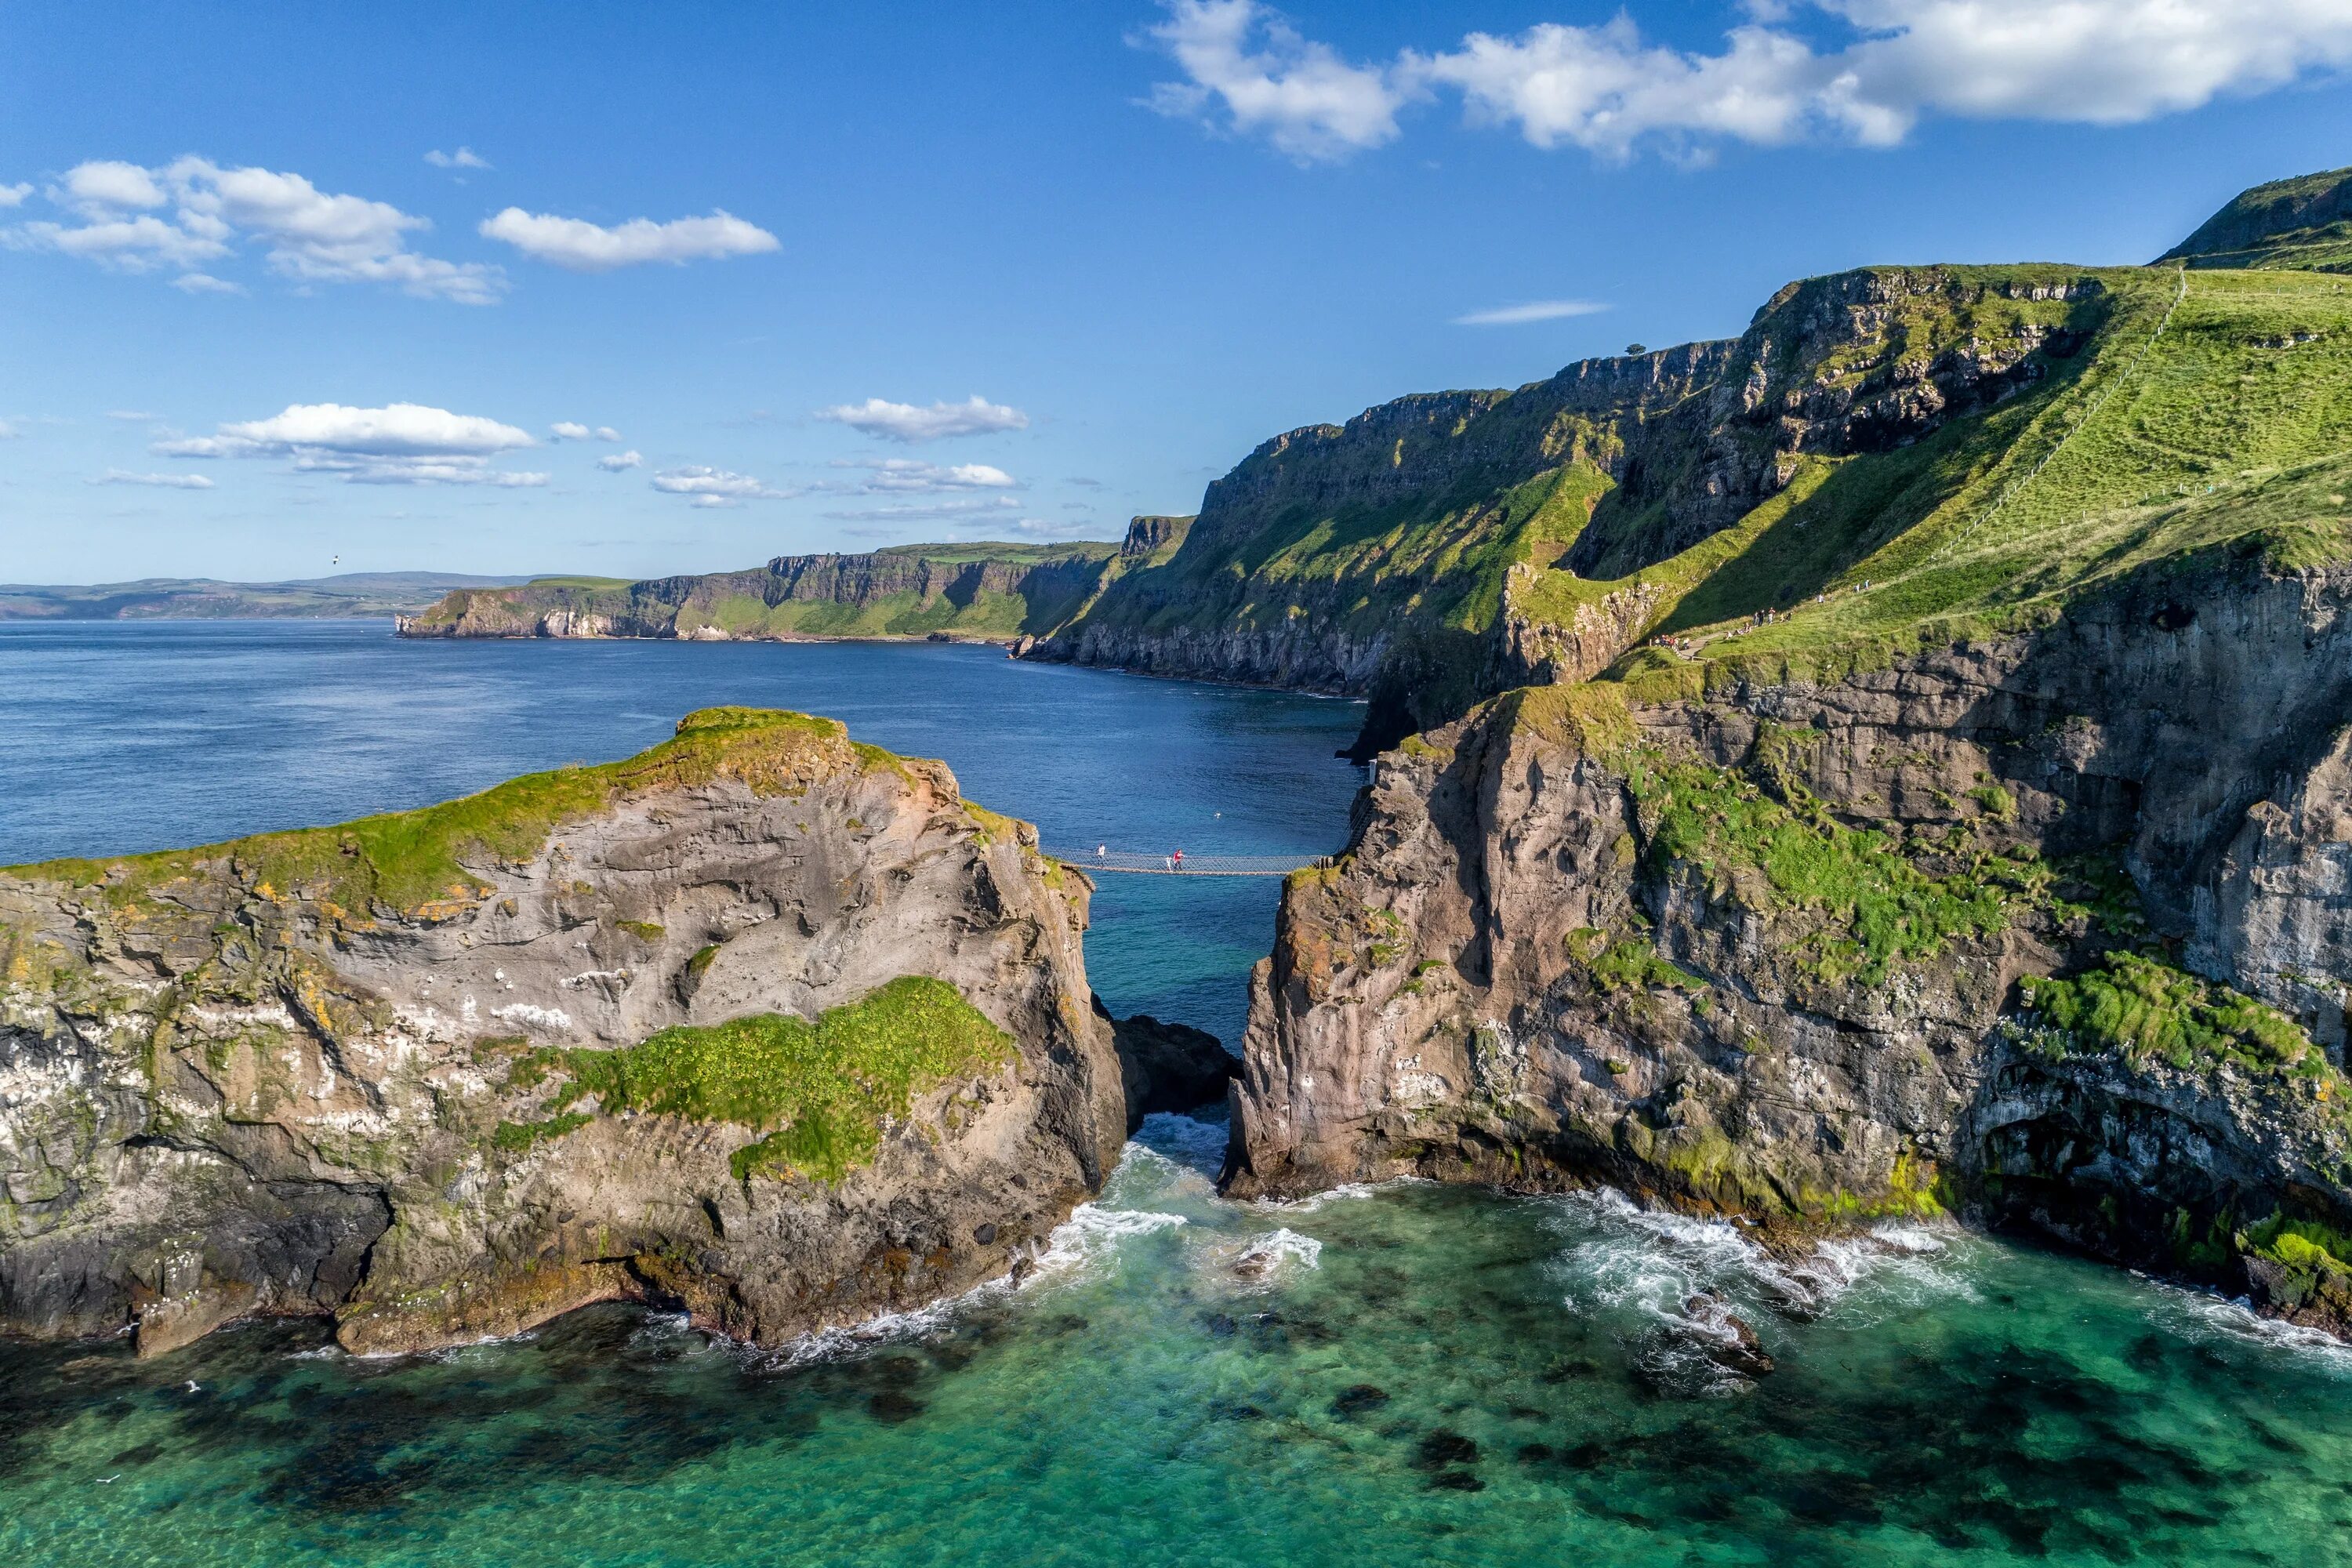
[2,619,2348,1566]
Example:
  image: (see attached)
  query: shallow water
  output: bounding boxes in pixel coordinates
[5,622,2351,1566]
[6,1118,2350,1566]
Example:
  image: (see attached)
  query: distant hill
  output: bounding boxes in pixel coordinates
[394,539,1138,642]
[2160,164,2352,272]
[0,572,535,621]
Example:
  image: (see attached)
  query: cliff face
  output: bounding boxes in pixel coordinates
[0,709,1129,1356]
[1029,266,2114,752]
[397,543,1117,643]
[1229,553,2352,1334]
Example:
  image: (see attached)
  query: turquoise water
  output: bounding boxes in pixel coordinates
[5,622,2352,1565]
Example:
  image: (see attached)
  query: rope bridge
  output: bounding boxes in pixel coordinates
[1045,848,1333,878]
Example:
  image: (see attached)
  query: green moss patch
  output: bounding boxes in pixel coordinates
[1626,749,2013,985]
[2016,950,2323,1076]
[510,976,1015,1184]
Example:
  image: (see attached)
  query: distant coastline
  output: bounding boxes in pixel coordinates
[0,572,536,622]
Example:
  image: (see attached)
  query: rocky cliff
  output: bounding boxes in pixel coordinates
[1228,442,2352,1336]
[396,543,1117,643]
[1028,265,2115,753]
[0,708,1133,1356]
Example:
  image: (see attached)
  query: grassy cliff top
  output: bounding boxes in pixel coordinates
[1516,263,2352,695]
[4,706,945,916]
[869,540,1117,564]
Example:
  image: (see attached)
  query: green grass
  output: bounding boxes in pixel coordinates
[1624,743,2016,985]
[522,575,635,590]
[508,976,1016,1183]
[7,706,869,916]
[1570,928,1707,994]
[2016,950,2325,1077]
[1523,267,2352,693]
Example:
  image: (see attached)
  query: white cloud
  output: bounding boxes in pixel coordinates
[58,160,167,213]
[0,182,30,208]
[479,208,779,270]
[834,457,1020,492]
[153,401,543,485]
[550,421,592,440]
[815,394,1029,444]
[597,449,644,471]
[5,157,504,302]
[89,469,214,489]
[171,272,243,295]
[650,466,791,505]
[1454,298,1610,325]
[593,425,620,441]
[425,147,491,169]
[1145,0,2352,161]
[0,419,24,439]
[1143,0,1410,162]
[107,409,160,421]
[9,212,229,271]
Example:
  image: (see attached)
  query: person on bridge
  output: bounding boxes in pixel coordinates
[1172,848,1185,872]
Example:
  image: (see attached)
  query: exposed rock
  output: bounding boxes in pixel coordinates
[1105,1009,1236,1131]
[0,708,1127,1354]
[1225,560,2352,1334]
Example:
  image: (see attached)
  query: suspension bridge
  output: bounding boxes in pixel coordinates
[1044,848,1334,878]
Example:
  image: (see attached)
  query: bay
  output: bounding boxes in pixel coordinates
[2,620,2348,1567]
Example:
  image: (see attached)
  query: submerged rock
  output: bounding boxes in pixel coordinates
[0,708,1128,1356]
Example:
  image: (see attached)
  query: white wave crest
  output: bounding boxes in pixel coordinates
[768,1297,967,1369]
[2153,1283,2352,1370]
[1221,1226,1323,1291]
[1252,1175,1429,1214]
[1541,1187,1972,1326]
[1024,1202,1189,1288]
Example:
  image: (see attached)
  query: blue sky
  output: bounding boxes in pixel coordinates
[4,0,2349,584]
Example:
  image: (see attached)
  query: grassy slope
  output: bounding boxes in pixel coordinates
[1523,265,2352,693]
[500,975,1018,1182]
[2,706,920,916]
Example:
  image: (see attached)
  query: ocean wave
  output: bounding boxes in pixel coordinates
[766,1297,971,1369]
[1540,1188,1973,1329]
[1250,1175,1429,1214]
[2150,1283,2352,1370]
[1024,1201,1189,1287]
[1133,1112,1229,1177]
[1218,1226,1323,1291]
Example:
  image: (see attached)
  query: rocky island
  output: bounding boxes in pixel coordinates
[0,709,1152,1356]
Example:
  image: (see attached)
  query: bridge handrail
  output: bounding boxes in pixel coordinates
[1042,848,1334,877]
